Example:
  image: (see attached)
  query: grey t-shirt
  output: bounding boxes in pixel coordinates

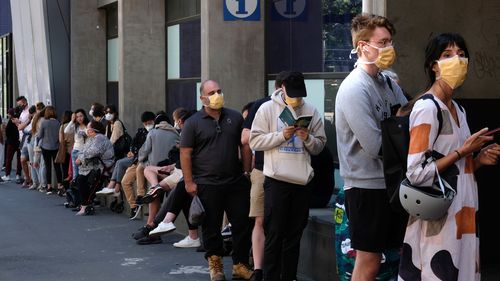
[180,107,244,185]
[335,67,408,189]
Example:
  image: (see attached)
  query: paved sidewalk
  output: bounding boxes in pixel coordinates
[0,181,233,281]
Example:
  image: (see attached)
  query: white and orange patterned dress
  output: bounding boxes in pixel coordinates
[398,96,480,281]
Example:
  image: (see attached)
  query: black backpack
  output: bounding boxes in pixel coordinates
[380,77,462,213]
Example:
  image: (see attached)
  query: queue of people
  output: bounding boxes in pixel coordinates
[2,12,500,281]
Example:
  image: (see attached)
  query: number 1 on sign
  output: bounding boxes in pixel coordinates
[236,0,248,14]
[285,0,296,15]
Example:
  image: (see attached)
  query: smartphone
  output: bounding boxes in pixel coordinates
[483,127,500,136]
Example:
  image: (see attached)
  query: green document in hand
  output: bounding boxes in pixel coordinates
[279,106,313,128]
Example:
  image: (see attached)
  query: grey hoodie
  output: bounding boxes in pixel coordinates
[249,89,326,185]
[138,121,180,166]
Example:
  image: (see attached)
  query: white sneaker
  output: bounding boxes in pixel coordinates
[1,175,11,181]
[149,222,176,236]
[96,187,114,195]
[173,236,201,248]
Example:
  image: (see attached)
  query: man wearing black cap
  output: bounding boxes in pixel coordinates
[249,71,326,281]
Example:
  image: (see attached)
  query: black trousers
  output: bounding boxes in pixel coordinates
[41,148,62,185]
[154,181,197,230]
[198,176,252,264]
[263,177,311,281]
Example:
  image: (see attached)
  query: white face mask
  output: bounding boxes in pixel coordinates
[105,113,114,121]
[89,109,94,117]
[174,122,181,130]
[145,124,154,131]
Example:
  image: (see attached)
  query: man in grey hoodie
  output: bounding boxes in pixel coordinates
[249,71,326,281]
[335,14,408,281]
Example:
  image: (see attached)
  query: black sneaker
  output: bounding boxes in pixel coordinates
[141,185,164,204]
[221,223,232,238]
[129,205,141,220]
[137,235,162,245]
[132,225,154,240]
[135,195,144,206]
[250,269,263,281]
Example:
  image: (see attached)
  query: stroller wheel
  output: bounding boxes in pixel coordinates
[85,205,95,215]
[110,200,117,212]
[114,202,124,213]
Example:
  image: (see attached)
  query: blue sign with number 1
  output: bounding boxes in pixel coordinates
[224,0,260,21]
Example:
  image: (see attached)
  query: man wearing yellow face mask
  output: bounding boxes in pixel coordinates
[335,14,408,281]
[249,71,326,281]
[180,80,254,281]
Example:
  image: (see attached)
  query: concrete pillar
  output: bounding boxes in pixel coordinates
[363,0,386,16]
[119,0,165,131]
[70,0,107,111]
[200,0,265,110]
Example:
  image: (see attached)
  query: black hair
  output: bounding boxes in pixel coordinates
[275,71,289,88]
[105,104,118,120]
[242,102,254,115]
[89,120,105,134]
[92,103,105,117]
[28,105,36,115]
[141,111,156,122]
[154,113,172,125]
[16,96,27,102]
[424,33,469,90]
[180,110,197,122]
[74,108,89,130]
[61,110,72,124]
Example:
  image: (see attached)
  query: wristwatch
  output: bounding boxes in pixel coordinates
[243,171,251,177]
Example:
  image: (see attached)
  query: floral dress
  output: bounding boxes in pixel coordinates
[398,97,479,281]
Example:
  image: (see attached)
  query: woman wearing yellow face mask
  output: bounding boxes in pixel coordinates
[399,33,500,281]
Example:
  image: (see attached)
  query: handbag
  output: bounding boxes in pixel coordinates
[113,121,132,159]
[54,141,67,163]
[55,125,67,164]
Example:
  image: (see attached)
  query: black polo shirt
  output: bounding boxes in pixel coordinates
[243,96,271,171]
[180,107,244,185]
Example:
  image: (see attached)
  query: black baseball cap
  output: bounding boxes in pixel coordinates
[282,71,307,97]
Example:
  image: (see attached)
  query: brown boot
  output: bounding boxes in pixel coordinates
[207,255,226,281]
[232,263,254,280]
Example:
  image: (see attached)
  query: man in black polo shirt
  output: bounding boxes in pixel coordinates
[180,79,253,281]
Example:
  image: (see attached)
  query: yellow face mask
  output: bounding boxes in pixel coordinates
[436,55,468,89]
[206,92,224,110]
[284,95,302,108]
[357,44,396,70]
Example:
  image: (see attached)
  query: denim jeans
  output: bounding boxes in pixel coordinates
[71,149,80,180]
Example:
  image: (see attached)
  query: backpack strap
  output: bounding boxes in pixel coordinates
[419,94,443,144]
[385,75,394,92]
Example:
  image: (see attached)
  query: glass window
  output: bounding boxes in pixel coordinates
[106,3,118,38]
[167,24,180,79]
[107,38,119,82]
[266,0,361,74]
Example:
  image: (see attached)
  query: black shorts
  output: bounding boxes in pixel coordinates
[344,188,407,253]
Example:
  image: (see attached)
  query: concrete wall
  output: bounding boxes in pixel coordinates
[119,0,166,131]
[200,0,265,111]
[70,0,107,110]
[388,0,500,99]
